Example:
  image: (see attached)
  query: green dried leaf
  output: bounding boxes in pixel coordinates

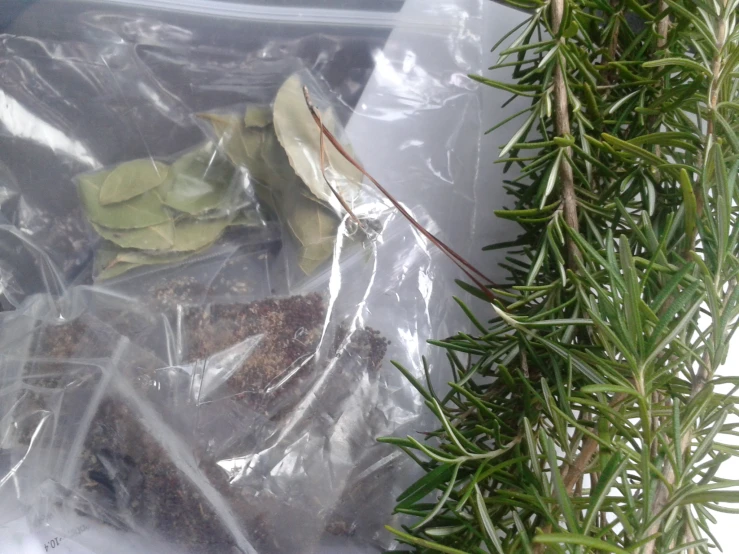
[93,241,122,275]
[115,249,196,266]
[242,128,264,160]
[170,217,230,252]
[229,209,263,228]
[197,112,249,167]
[282,186,340,274]
[244,105,272,128]
[97,261,141,281]
[162,146,235,215]
[260,126,300,186]
[242,127,276,186]
[78,170,171,229]
[273,74,363,214]
[99,159,170,205]
[91,220,175,251]
[93,241,188,281]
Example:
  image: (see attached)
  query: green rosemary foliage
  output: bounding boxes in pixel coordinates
[383,0,739,552]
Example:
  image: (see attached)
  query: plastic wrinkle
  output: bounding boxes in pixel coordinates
[0,1,484,553]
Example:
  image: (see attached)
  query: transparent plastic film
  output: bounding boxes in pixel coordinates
[0,1,485,552]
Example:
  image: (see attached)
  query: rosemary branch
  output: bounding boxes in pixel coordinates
[550,0,580,267]
[384,1,739,553]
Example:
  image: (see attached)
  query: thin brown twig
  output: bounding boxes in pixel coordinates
[657,0,669,50]
[647,4,670,466]
[550,0,581,269]
[532,393,628,552]
[562,393,628,491]
[530,0,582,548]
[312,94,363,228]
[302,85,499,301]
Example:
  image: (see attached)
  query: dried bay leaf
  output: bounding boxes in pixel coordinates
[282,186,340,274]
[99,159,170,205]
[93,241,143,281]
[229,210,263,228]
[240,118,340,274]
[94,241,120,275]
[241,128,274,186]
[273,74,363,214]
[162,146,235,215]
[97,261,141,281]
[171,218,230,252]
[253,181,277,212]
[197,112,249,167]
[242,124,305,216]
[116,249,197,266]
[78,170,171,229]
[242,129,264,159]
[261,126,301,187]
[95,243,216,281]
[244,105,272,129]
[298,240,336,275]
[91,220,175,251]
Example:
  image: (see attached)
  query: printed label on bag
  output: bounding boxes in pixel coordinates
[0,518,93,554]
[43,525,89,551]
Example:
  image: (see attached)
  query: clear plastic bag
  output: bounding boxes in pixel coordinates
[0,1,485,552]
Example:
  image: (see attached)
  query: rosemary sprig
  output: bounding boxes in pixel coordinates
[383,0,739,552]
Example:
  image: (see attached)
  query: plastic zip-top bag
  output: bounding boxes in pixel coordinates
[0,1,486,552]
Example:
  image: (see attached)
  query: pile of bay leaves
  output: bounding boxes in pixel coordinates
[77,71,370,281]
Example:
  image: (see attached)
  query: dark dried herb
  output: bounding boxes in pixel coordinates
[79,399,239,554]
[183,293,326,397]
[9,289,390,553]
[333,324,390,373]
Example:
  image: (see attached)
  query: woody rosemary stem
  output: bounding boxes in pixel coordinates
[384,0,739,552]
[643,5,731,552]
[551,0,580,268]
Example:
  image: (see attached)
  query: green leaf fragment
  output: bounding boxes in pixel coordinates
[229,209,264,228]
[94,240,218,281]
[244,105,272,128]
[91,220,175,251]
[78,170,171,230]
[162,146,235,215]
[197,112,250,167]
[273,74,363,214]
[170,217,230,252]
[97,261,142,281]
[99,159,170,205]
[283,187,340,274]
[115,249,199,266]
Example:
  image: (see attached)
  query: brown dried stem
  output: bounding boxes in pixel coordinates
[550,0,581,268]
[303,85,498,301]
[529,1,585,549]
[532,393,629,553]
[314,104,363,228]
